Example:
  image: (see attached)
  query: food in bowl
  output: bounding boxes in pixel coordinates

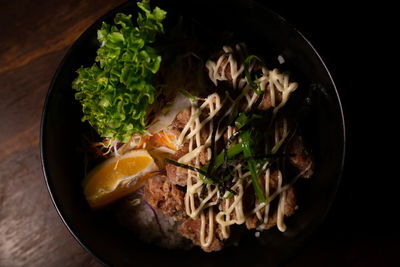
[72,0,314,252]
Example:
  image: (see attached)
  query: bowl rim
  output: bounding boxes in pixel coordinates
[39,3,127,266]
[40,1,346,266]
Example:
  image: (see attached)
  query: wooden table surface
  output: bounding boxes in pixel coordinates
[0,0,396,266]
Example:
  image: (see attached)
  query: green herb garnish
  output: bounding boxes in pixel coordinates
[244,55,263,95]
[72,0,166,143]
[178,89,197,102]
[241,129,266,203]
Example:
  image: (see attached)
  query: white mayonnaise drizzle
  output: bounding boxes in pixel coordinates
[205,43,247,89]
[176,44,300,248]
[215,126,246,239]
[253,119,289,231]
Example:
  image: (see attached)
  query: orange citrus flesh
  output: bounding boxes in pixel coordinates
[86,172,154,209]
[83,149,158,208]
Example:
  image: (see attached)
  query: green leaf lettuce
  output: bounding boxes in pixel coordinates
[72,0,166,142]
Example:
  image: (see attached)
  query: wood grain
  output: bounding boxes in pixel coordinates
[0,1,125,266]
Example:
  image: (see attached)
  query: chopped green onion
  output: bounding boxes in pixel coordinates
[223,192,234,199]
[244,55,263,95]
[199,143,243,181]
[178,89,197,102]
[235,112,248,129]
[241,130,266,203]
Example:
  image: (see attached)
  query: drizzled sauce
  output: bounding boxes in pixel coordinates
[172,44,300,248]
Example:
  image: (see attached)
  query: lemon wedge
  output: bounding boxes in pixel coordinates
[83,149,158,208]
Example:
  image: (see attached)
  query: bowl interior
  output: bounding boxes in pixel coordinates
[41,0,345,266]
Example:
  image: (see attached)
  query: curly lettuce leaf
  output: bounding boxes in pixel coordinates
[72,0,166,143]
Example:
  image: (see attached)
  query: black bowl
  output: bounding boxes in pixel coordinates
[40,0,345,266]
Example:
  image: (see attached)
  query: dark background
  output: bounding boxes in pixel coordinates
[0,0,395,266]
[267,2,397,266]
